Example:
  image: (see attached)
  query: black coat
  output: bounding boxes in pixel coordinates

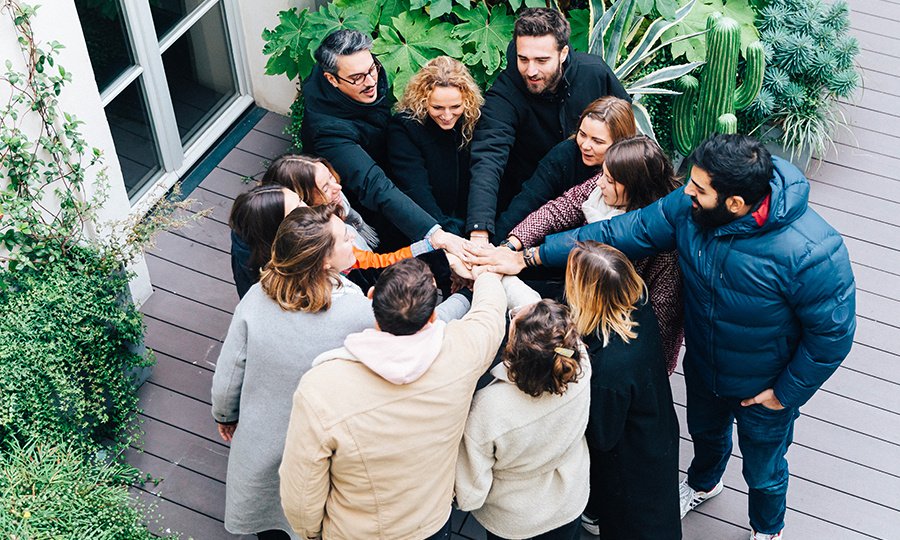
[493,138,597,240]
[466,44,630,236]
[387,114,470,236]
[300,65,437,240]
[584,300,681,539]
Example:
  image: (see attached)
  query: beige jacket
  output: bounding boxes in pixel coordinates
[455,348,592,539]
[278,273,507,540]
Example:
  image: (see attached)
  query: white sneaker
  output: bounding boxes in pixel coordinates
[580,513,599,536]
[679,478,724,518]
[751,530,783,540]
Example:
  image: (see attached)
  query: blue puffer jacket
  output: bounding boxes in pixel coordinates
[541,157,856,408]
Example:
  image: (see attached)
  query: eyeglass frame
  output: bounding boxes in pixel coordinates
[333,58,381,86]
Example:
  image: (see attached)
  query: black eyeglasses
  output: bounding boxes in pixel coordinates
[335,58,380,86]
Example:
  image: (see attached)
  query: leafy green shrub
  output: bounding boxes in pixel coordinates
[0,247,150,456]
[0,437,161,539]
[663,0,759,62]
[742,0,859,161]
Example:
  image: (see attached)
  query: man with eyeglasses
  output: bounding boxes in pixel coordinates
[301,29,468,259]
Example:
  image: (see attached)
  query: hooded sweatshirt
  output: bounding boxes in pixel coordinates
[279,273,508,540]
[301,64,437,240]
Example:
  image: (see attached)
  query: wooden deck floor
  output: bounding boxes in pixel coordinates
[132,1,900,537]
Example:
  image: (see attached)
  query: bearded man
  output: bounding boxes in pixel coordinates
[465,7,629,243]
[468,133,857,540]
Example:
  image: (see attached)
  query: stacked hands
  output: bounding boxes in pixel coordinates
[442,242,526,283]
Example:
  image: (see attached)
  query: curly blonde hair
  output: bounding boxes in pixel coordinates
[396,56,484,147]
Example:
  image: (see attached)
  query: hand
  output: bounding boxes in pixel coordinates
[431,229,473,262]
[466,244,527,276]
[217,422,237,442]
[740,388,785,410]
[469,231,489,245]
[445,252,474,280]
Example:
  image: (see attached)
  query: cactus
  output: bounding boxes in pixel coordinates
[672,14,765,157]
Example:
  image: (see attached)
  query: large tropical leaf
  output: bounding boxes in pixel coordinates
[452,3,516,76]
[304,1,376,60]
[261,8,311,80]
[616,0,697,79]
[663,0,758,62]
[627,61,705,93]
[373,11,463,100]
[631,100,658,140]
[568,8,590,52]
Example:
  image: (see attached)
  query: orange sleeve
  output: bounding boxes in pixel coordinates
[352,245,414,270]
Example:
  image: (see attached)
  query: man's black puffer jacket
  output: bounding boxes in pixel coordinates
[466,43,630,236]
[301,64,437,240]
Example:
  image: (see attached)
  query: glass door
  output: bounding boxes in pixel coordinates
[75,0,251,204]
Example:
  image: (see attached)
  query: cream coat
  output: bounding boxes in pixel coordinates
[455,350,592,539]
[278,273,508,540]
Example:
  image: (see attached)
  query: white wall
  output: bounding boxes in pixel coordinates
[0,1,152,303]
[238,0,319,113]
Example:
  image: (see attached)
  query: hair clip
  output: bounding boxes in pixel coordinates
[554,347,575,358]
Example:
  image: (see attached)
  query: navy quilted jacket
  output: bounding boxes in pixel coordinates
[541,157,856,407]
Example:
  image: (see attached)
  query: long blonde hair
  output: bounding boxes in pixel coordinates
[565,241,647,346]
[259,205,342,312]
[396,56,484,147]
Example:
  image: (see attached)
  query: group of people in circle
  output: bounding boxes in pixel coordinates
[211,7,856,540]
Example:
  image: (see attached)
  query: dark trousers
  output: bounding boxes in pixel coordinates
[485,516,581,540]
[256,530,290,540]
[685,369,799,534]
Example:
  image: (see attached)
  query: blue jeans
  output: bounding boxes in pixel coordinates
[685,371,799,534]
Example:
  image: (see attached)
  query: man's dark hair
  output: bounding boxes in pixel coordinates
[372,258,438,336]
[514,8,570,50]
[314,29,373,75]
[689,133,774,207]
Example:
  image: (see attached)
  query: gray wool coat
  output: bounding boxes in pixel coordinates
[211,277,374,537]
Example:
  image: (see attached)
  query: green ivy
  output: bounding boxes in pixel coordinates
[0,247,151,457]
[0,438,167,539]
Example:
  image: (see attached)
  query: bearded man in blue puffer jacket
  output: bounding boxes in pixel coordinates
[468,133,856,540]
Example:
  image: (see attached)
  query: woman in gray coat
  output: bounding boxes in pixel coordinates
[212,205,373,540]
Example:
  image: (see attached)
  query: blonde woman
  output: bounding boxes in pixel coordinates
[565,241,680,538]
[389,56,484,236]
[212,205,372,540]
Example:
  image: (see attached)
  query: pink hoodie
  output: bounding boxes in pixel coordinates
[312,321,447,385]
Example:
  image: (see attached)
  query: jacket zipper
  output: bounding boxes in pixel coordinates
[707,235,720,395]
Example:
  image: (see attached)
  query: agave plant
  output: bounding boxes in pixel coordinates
[587,0,705,138]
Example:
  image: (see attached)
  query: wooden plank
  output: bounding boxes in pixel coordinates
[145,254,239,315]
[191,187,236,225]
[199,167,257,199]
[134,415,229,481]
[821,368,900,419]
[839,88,900,120]
[253,112,292,141]
[236,129,293,161]
[855,289,900,326]
[851,9,900,36]
[127,449,227,522]
[840,103,900,140]
[808,180,900,226]
[217,147,270,179]
[141,289,232,342]
[809,161,900,202]
[856,68,900,101]
[800,389,900,448]
[139,382,222,444]
[853,28,900,60]
[837,341,900,388]
[850,0,900,20]
[171,209,232,254]
[832,123,900,161]
[148,352,215,404]
[143,316,222,371]
[132,489,244,539]
[821,140,900,181]
[851,262,900,301]
[854,316,900,358]
[810,203,900,250]
[843,237,900,279]
[148,231,234,284]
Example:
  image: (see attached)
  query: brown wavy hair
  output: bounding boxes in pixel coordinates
[503,299,583,397]
[259,204,344,313]
[262,154,340,206]
[574,96,636,142]
[229,184,289,271]
[396,56,484,147]
[565,242,646,345]
[603,135,680,213]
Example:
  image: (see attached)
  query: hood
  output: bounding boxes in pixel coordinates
[312,321,447,384]
[502,40,572,99]
[302,63,391,121]
[714,156,810,237]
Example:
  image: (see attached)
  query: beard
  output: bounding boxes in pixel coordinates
[526,63,564,95]
[691,196,738,229]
